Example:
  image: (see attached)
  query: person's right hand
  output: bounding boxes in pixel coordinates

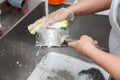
[68,35,98,56]
[29,8,74,29]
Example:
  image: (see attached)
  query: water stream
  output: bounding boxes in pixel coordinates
[45,0,49,22]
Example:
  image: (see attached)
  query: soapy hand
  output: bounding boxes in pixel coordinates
[28,8,74,29]
[68,35,98,56]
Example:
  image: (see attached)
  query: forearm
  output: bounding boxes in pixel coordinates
[85,47,120,80]
[67,0,111,15]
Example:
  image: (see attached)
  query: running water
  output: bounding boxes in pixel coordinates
[45,0,49,22]
[35,0,50,52]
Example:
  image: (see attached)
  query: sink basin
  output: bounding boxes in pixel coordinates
[0,2,111,80]
[0,1,25,38]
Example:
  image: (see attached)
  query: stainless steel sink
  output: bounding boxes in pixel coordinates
[0,1,25,38]
[0,2,111,80]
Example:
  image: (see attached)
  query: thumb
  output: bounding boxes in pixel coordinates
[68,41,77,48]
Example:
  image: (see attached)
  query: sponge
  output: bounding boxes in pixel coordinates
[28,20,69,35]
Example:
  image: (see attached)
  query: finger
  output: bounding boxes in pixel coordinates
[79,35,88,39]
[94,40,98,45]
[29,17,46,29]
[68,41,77,48]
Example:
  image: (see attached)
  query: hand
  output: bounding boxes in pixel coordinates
[29,8,74,29]
[68,35,98,56]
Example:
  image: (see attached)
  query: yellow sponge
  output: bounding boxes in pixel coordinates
[28,20,69,35]
[60,20,69,29]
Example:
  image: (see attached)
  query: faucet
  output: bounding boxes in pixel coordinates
[7,0,26,8]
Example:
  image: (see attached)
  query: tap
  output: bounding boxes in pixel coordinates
[7,0,26,8]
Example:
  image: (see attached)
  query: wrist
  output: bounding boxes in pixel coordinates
[61,8,75,21]
[81,45,98,57]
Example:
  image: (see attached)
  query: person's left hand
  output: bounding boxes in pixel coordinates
[68,35,98,56]
[28,8,74,29]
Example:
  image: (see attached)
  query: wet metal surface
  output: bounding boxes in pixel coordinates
[0,2,111,80]
[1,8,24,33]
[0,1,24,38]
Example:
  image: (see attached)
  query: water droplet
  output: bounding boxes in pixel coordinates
[4,39,7,42]
[20,41,23,44]
[21,48,24,50]
[16,61,20,64]
[12,54,15,57]
[16,61,22,67]
[13,45,16,48]
[29,71,32,74]
[2,49,5,52]
[19,64,22,67]
[20,51,23,54]
[25,73,28,76]
[25,65,28,68]
[26,55,29,58]
[9,64,12,67]
[36,51,40,56]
